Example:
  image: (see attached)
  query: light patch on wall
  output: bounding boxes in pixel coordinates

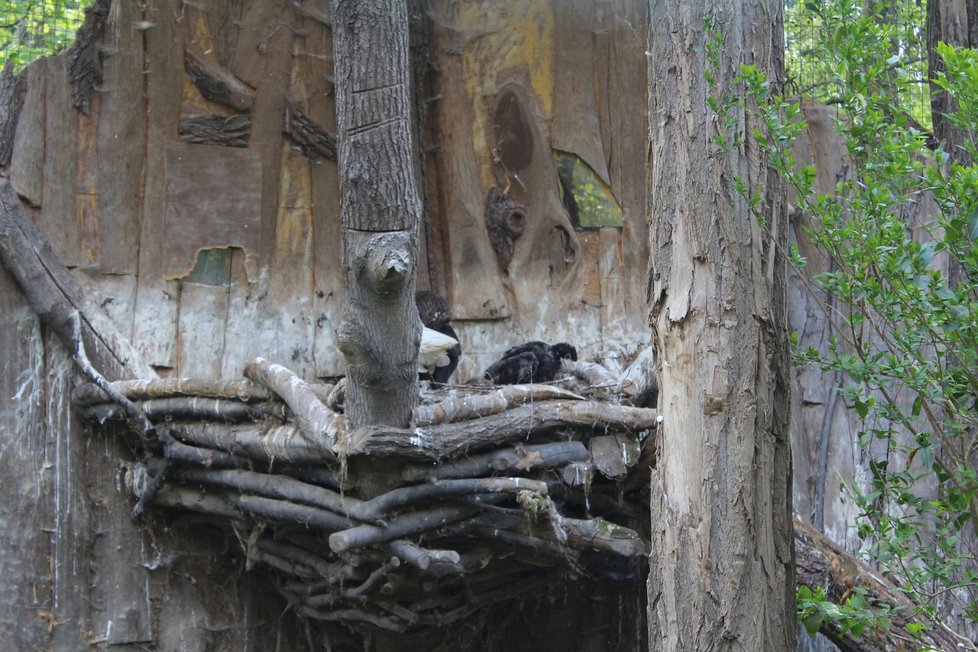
[182,247,234,287]
[554,151,623,230]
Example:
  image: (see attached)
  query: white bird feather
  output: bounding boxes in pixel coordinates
[419,326,458,375]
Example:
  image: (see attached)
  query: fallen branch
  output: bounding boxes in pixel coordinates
[794,519,973,652]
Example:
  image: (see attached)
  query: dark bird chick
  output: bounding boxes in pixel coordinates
[416,290,461,385]
[484,341,577,385]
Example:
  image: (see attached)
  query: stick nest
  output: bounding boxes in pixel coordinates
[74,356,658,636]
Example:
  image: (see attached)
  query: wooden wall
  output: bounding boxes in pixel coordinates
[0,1,652,649]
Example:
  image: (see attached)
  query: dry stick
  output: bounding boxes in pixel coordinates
[172,468,545,523]
[171,401,654,464]
[243,357,345,459]
[298,606,407,632]
[329,505,478,553]
[352,478,549,522]
[399,441,589,481]
[304,558,399,608]
[250,549,320,580]
[174,467,362,517]
[80,397,288,423]
[255,538,352,584]
[355,401,659,460]
[387,540,461,572]
[562,359,620,390]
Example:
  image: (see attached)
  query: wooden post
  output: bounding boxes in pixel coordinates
[332,0,422,428]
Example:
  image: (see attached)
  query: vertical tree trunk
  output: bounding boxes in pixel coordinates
[645,1,795,649]
[927,0,977,165]
[332,0,422,428]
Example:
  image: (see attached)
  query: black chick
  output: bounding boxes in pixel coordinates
[416,290,461,385]
[484,341,577,385]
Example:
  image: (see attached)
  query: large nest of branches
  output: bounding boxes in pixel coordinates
[74,352,658,642]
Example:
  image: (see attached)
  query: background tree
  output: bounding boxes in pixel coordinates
[645,1,795,648]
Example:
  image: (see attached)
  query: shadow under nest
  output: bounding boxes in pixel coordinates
[75,352,658,644]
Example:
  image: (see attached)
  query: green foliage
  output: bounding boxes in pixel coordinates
[554,152,624,230]
[797,585,897,639]
[709,0,978,641]
[1,0,86,72]
[785,0,931,128]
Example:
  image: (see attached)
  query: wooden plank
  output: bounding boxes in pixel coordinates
[265,145,316,378]
[427,17,510,320]
[72,271,138,340]
[599,227,627,345]
[218,247,256,379]
[288,4,344,378]
[161,142,262,279]
[46,338,94,651]
[9,59,46,206]
[39,53,80,267]
[229,2,295,268]
[176,280,228,379]
[0,268,54,649]
[551,0,610,185]
[601,0,649,336]
[131,0,184,370]
[96,0,145,274]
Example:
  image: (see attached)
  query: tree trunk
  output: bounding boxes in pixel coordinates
[645,1,795,649]
[332,0,422,428]
[927,0,977,166]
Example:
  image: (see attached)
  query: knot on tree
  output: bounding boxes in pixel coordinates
[485,186,526,274]
[363,232,415,297]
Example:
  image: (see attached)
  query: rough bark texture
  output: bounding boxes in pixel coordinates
[332,0,422,428]
[646,2,795,649]
[928,0,977,166]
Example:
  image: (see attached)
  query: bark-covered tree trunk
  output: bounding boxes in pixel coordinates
[927,0,977,165]
[645,1,795,649]
[332,0,422,428]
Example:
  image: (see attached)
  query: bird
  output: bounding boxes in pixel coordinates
[484,341,577,385]
[416,290,461,385]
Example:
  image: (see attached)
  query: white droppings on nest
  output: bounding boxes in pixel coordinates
[410,428,430,447]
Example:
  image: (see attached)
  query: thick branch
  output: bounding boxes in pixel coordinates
[0,180,156,380]
[413,384,583,426]
[73,377,278,405]
[243,357,346,457]
[795,520,970,652]
[80,397,286,423]
[354,401,658,459]
[399,441,590,481]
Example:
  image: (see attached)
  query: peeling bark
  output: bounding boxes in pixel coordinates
[646,1,795,649]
